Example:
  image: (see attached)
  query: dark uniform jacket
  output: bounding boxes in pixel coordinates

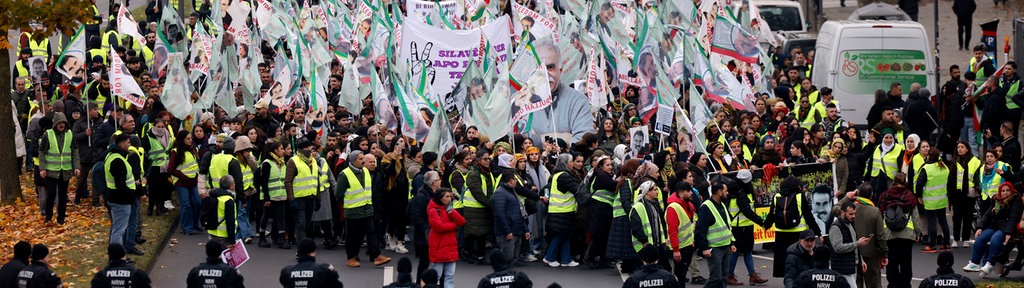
[279,256,343,288]
[0,258,28,288]
[16,261,62,288]
[476,269,532,288]
[794,268,851,288]
[186,258,245,288]
[918,268,974,288]
[90,259,152,288]
[621,264,680,288]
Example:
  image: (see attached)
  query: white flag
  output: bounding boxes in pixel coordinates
[109,50,146,108]
[117,6,147,46]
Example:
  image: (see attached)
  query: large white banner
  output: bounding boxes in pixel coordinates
[110,51,146,108]
[399,16,512,100]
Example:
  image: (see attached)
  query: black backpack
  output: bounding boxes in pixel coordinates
[200,191,231,230]
[883,205,910,232]
[575,171,594,207]
[773,193,804,230]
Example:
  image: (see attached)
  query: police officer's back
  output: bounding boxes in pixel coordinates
[187,240,245,288]
[622,245,679,288]
[477,250,532,288]
[919,252,974,288]
[0,241,31,288]
[90,244,151,288]
[16,244,62,288]
[795,246,850,288]
[280,239,344,288]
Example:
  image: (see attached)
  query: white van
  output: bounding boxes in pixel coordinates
[752,0,807,33]
[812,20,936,127]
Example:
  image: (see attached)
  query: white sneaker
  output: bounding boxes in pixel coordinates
[164,200,175,210]
[543,258,560,267]
[950,240,959,248]
[980,262,994,275]
[964,262,982,272]
[523,254,538,262]
[562,261,580,267]
[964,240,974,247]
[385,236,397,251]
[394,243,409,254]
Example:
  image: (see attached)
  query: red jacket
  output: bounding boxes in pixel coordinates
[666,193,696,252]
[428,200,466,263]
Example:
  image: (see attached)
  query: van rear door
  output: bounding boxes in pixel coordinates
[829,25,932,123]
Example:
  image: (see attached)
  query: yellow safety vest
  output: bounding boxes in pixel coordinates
[240,161,254,191]
[667,201,695,248]
[590,178,616,205]
[86,5,100,25]
[28,37,49,58]
[170,148,198,184]
[773,193,808,233]
[104,152,136,190]
[1002,79,1020,110]
[88,48,108,65]
[547,172,577,213]
[291,157,319,198]
[612,179,633,218]
[317,158,331,193]
[869,144,905,178]
[44,130,73,172]
[793,106,821,129]
[209,153,235,188]
[702,199,734,247]
[728,193,756,227]
[955,157,981,191]
[921,163,950,210]
[102,30,121,56]
[449,169,468,209]
[980,162,1009,201]
[969,57,989,87]
[147,136,168,168]
[14,61,32,90]
[340,166,372,208]
[630,201,668,252]
[464,171,500,209]
[208,194,233,237]
[262,159,286,200]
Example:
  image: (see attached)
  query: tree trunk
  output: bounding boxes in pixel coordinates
[0,48,24,204]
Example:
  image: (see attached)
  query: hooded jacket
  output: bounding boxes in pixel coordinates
[39,113,79,180]
[427,199,466,263]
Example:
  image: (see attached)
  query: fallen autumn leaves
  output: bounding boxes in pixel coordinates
[0,174,176,287]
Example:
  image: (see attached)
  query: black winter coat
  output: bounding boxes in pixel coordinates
[408,186,433,246]
[546,169,579,234]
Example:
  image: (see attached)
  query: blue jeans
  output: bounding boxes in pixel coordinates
[176,186,201,233]
[544,232,572,264]
[729,251,755,276]
[430,262,456,288]
[236,204,254,239]
[972,228,1007,264]
[127,199,141,249]
[109,202,132,245]
[961,118,979,153]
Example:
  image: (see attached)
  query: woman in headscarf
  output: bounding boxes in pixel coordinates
[962,182,1022,275]
[619,161,661,273]
[900,134,923,190]
[606,159,642,271]
[707,142,736,173]
[864,129,906,201]
[751,134,781,167]
[544,153,583,267]
[728,140,751,170]
[819,138,849,194]
[877,173,921,288]
[951,141,981,248]
[613,144,629,167]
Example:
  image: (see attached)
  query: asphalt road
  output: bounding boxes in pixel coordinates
[147,228,1022,288]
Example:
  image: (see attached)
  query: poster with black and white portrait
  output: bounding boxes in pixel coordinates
[629,126,649,159]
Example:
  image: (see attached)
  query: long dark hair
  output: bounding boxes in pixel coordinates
[170,129,194,166]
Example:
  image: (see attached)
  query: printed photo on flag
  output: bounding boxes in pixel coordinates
[56,27,86,82]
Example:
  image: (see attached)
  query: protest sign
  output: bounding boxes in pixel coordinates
[399,15,511,100]
[221,240,250,268]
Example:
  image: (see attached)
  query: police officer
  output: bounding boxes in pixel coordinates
[622,245,680,288]
[89,244,152,288]
[16,244,62,288]
[794,246,850,288]
[477,250,533,288]
[279,239,344,288]
[919,252,974,288]
[186,240,245,288]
